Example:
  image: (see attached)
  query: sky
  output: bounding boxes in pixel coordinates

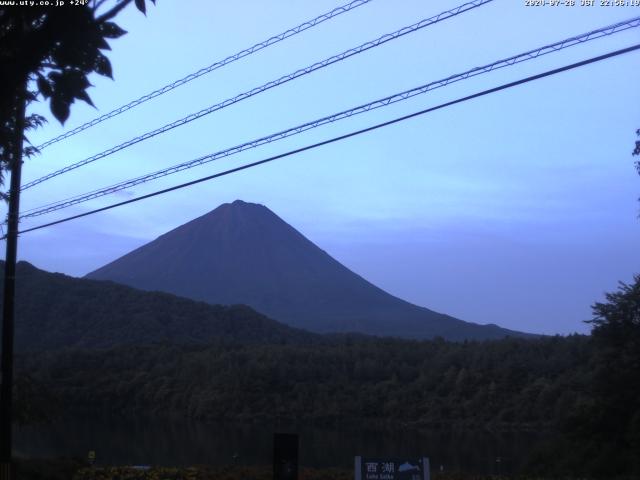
[3,0,640,335]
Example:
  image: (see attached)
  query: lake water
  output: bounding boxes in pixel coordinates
[14,416,548,475]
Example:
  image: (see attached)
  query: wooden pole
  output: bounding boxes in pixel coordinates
[0,79,26,480]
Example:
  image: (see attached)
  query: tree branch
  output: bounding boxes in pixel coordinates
[96,0,134,23]
[93,0,112,13]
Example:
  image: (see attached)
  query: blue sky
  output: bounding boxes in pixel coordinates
[5,0,640,335]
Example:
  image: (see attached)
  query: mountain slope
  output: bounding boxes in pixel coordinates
[87,200,529,340]
[0,261,318,352]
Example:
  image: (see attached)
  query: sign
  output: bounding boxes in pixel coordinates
[355,457,430,480]
[87,450,96,466]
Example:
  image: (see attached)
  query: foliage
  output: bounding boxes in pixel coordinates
[13,459,639,480]
[5,269,640,477]
[0,0,155,190]
[576,275,640,477]
[14,457,85,480]
[0,0,154,122]
[0,261,318,352]
[12,373,59,424]
[17,335,593,431]
[527,276,640,478]
[634,128,640,209]
[70,465,549,480]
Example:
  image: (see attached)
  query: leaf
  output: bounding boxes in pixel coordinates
[50,97,70,124]
[25,89,38,103]
[65,70,91,91]
[23,146,40,159]
[94,52,113,78]
[72,47,101,74]
[134,0,146,15]
[96,36,111,51]
[24,114,47,131]
[100,21,127,39]
[47,71,63,81]
[75,90,95,108]
[36,75,53,98]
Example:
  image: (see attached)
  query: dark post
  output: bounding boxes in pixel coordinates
[0,81,26,480]
[273,433,298,480]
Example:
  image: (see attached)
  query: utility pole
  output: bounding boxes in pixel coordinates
[0,80,26,480]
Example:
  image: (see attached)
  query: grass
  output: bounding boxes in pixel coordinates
[71,465,586,480]
[13,459,605,480]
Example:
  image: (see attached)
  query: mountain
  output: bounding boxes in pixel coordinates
[86,200,529,340]
[0,260,318,352]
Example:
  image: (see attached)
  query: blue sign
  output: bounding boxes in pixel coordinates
[355,457,430,480]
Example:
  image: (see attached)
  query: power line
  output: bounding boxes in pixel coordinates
[20,15,640,219]
[22,0,494,191]
[12,43,640,239]
[34,0,375,151]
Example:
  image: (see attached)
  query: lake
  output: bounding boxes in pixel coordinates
[14,416,549,475]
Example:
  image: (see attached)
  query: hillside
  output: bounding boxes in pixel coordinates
[18,335,591,430]
[0,260,318,352]
[87,200,529,340]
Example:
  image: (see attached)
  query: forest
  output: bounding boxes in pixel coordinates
[15,321,639,477]
[16,336,590,429]
[4,265,639,478]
